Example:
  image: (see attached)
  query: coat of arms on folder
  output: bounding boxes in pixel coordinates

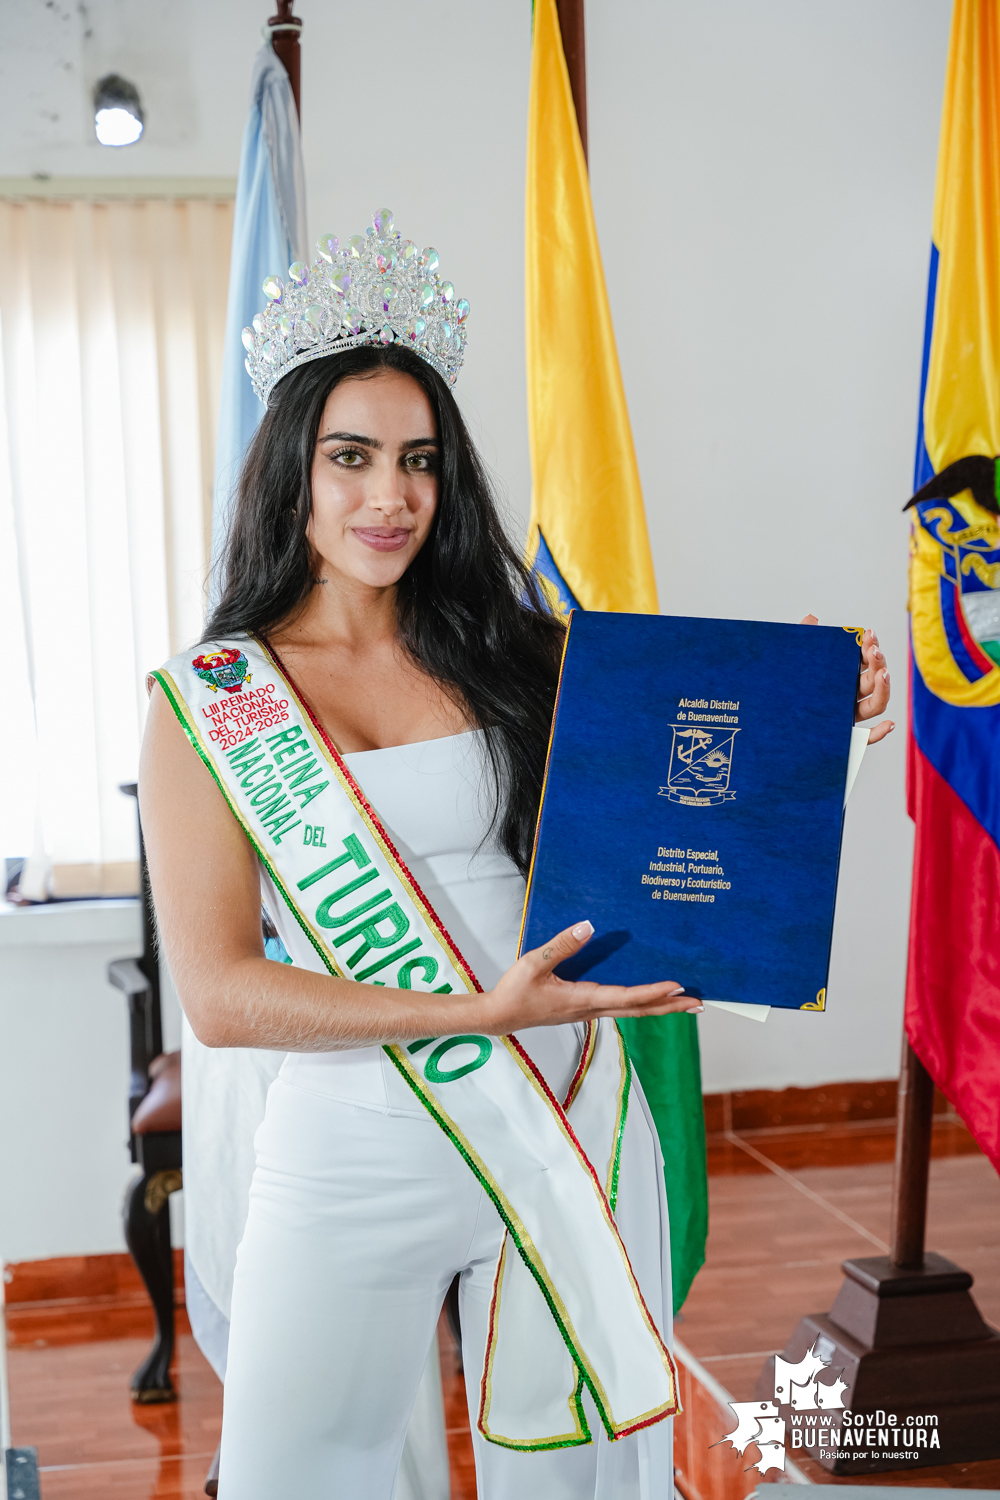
[661,725,740,806]
[521,613,861,1012]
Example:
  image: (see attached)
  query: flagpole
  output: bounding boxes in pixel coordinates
[889,1037,935,1268]
[267,0,302,118]
[207,21,304,1499]
[555,0,587,163]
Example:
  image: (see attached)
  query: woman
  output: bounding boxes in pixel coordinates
[140,214,892,1498]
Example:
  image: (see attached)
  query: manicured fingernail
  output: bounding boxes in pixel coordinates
[572,921,594,940]
[883,670,889,685]
[686,1004,705,1013]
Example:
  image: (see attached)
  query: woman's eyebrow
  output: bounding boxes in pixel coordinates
[316,432,439,449]
[318,430,381,447]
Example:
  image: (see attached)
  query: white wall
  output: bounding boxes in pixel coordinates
[586,0,952,1088]
[0,0,953,1126]
[0,901,184,1263]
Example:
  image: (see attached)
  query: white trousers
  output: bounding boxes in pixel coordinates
[218,1069,673,1499]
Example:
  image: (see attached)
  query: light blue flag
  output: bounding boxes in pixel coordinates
[211,43,306,587]
[186,45,309,1390]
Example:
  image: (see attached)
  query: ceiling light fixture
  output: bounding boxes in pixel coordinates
[93,75,144,147]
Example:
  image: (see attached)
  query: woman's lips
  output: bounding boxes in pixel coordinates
[351,527,413,553]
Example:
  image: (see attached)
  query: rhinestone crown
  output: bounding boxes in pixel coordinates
[242,208,469,404]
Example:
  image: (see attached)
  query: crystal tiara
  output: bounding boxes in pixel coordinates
[242,208,469,404]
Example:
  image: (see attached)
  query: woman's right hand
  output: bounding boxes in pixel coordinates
[482,920,703,1034]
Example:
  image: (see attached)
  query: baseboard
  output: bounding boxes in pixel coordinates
[702,1076,955,1135]
[3,1249,186,1348]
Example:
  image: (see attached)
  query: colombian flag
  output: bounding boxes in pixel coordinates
[906,0,1000,1171]
[525,0,707,1309]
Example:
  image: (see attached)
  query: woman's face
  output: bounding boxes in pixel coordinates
[307,370,439,590]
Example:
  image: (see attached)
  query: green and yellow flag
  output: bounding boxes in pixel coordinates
[525,0,707,1311]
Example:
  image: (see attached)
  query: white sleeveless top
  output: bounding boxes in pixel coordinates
[278,729,584,1107]
[185,729,584,1330]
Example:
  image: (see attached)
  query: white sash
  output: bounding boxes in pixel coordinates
[151,636,679,1448]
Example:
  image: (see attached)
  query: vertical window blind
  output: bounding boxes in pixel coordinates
[0,194,233,896]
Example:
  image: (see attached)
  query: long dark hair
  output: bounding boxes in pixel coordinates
[207,344,564,877]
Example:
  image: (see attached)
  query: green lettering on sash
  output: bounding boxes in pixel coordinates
[355,938,422,982]
[434,984,454,993]
[272,733,307,765]
[397,956,439,989]
[297,834,370,891]
[314,867,379,921]
[241,761,275,790]
[248,777,282,807]
[231,750,264,777]
[407,1038,437,1053]
[270,817,302,844]
[280,754,322,790]
[316,884,389,928]
[260,797,293,828]
[334,904,411,968]
[424,1036,493,1083]
[227,740,261,772]
[294,780,329,809]
[265,726,304,749]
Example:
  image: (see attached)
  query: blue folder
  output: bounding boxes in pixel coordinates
[520,613,861,1011]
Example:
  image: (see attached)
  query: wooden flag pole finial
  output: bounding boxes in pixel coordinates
[267,0,302,120]
[555,0,587,165]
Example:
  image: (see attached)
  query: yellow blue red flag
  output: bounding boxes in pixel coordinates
[525,0,706,1309]
[524,0,658,617]
[906,0,1000,1170]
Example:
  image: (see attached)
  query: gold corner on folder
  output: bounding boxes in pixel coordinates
[801,988,827,1011]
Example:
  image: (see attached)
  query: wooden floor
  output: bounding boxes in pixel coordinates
[6,1091,997,1498]
[439,1313,477,1500]
[7,1333,221,1497]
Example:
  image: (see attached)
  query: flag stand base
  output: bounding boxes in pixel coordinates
[754,1251,1000,1474]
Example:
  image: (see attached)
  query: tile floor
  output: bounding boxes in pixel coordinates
[686,1128,998,1405]
[673,1113,999,1498]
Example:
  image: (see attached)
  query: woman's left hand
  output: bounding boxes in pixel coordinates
[800,616,894,745]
